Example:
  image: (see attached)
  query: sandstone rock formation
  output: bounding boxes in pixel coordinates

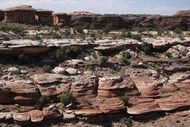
[91,14,125,29]
[4,5,36,24]
[98,76,139,97]
[28,110,44,122]
[53,13,71,26]
[36,9,53,25]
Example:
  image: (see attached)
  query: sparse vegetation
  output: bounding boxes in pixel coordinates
[141,42,153,55]
[121,51,131,63]
[31,35,42,41]
[164,52,172,59]
[18,54,29,64]
[103,23,113,34]
[98,56,108,66]
[35,96,50,110]
[174,28,182,34]
[119,96,129,106]
[42,65,52,73]
[60,92,76,107]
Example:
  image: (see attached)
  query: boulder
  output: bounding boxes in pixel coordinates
[8,67,20,74]
[28,110,44,123]
[98,76,139,98]
[52,67,65,74]
[99,98,125,114]
[66,68,78,75]
[127,98,161,115]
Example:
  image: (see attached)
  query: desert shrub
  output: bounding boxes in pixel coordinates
[31,35,42,41]
[82,99,92,106]
[174,28,182,34]
[2,35,9,41]
[51,32,61,39]
[164,52,172,59]
[18,54,29,64]
[142,42,153,55]
[121,51,131,63]
[119,96,129,106]
[178,35,185,41]
[60,92,76,107]
[74,26,83,34]
[35,96,50,110]
[98,56,108,66]
[112,35,117,40]
[126,31,132,38]
[103,23,113,34]
[42,65,52,73]
[56,49,65,62]
[52,25,60,31]
[0,26,25,36]
[83,22,90,29]
[131,34,142,41]
[72,46,82,54]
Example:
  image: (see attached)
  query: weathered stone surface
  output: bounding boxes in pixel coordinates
[42,107,62,119]
[77,49,103,60]
[127,98,161,115]
[28,110,44,122]
[155,91,190,111]
[13,112,30,122]
[71,75,98,100]
[36,9,53,25]
[0,80,39,105]
[131,75,169,97]
[98,76,139,97]
[99,98,125,114]
[32,73,72,97]
[75,109,102,116]
[5,5,36,24]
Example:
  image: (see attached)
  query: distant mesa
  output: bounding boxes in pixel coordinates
[68,11,96,15]
[0,5,190,30]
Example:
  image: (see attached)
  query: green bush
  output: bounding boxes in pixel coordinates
[103,23,113,34]
[142,42,153,55]
[82,99,92,106]
[164,52,172,59]
[174,28,182,34]
[31,35,42,41]
[60,92,76,107]
[51,32,61,39]
[42,65,52,73]
[18,54,29,64]
[74,26,83,34]
[98,56,108,66]
[35,96,50,110]
[178,35,185,41]
[119,96,129,106]
[121,51,131,63]
[2,35,9,41]
[131,34,142,41]
[72,46,82,54]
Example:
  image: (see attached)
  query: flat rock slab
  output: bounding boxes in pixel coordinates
[75,109,102,116]
[13,112,30,122]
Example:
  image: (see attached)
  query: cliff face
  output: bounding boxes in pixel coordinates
[4,5,36,24]
[53,13,71,26]
[36,9,53,25]
[0,10,4,21]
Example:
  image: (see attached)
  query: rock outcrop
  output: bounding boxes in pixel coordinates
[0,10,4,21]
[98,76,139,98]
[36,9,53,25]
[4,5,36,24]
[53,13,71,26]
